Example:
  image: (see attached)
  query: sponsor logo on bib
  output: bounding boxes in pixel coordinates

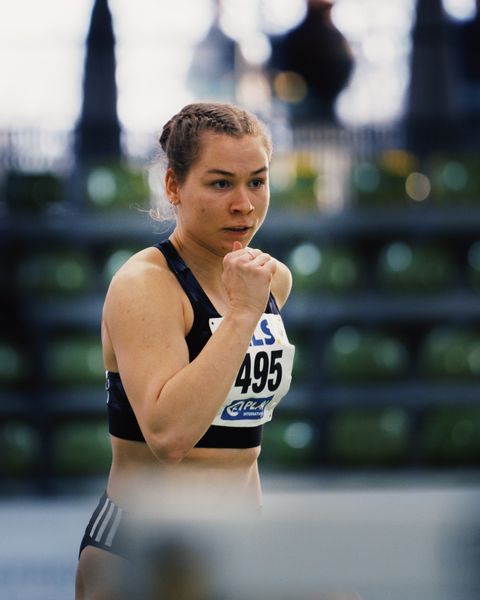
[221,395,274,421]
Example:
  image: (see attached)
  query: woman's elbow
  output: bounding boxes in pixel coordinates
[148,433,189,465]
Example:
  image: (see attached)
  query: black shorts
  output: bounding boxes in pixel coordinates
[79,491,132,560]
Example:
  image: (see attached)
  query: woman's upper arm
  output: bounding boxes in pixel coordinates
[102,261,189,438]
[271,259,293,309]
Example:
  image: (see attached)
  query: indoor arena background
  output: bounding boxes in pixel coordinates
[1,0,480,598]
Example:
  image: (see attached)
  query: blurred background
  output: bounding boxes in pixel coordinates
[1,0,480,598]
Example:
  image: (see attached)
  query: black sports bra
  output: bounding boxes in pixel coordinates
[106,239,294,449]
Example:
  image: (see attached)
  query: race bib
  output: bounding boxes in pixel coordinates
[209,314,295,427]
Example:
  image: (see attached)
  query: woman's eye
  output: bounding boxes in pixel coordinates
[212,180,231,189]
[250,178,265,189]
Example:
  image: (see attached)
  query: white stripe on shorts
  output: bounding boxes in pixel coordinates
[105,506,123,547]
[89,497,110,539]
[95,502,115,543]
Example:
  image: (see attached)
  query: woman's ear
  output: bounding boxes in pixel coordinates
[165,168,181,205]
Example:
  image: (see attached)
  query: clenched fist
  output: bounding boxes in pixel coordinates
[222,241,277,318]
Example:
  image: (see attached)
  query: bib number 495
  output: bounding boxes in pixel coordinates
[235,350,283,394]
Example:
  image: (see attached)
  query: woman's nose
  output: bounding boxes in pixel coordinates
[231,187,254,213]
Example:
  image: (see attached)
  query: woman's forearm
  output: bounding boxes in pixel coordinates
[147,311,259,461]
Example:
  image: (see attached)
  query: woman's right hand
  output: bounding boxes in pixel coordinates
[222,241,277,318]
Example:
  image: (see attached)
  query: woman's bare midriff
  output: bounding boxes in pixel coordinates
[106,436,263,515]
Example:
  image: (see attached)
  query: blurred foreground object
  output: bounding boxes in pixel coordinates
[98,477,480,600]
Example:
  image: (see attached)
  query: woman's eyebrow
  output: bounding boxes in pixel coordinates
[205,166,268,176]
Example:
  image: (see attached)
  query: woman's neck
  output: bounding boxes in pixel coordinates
[169,230,226,289]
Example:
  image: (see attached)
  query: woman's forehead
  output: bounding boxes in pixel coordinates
[196,133,269,171]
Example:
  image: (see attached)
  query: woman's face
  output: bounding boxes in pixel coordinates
[168,132,270,255]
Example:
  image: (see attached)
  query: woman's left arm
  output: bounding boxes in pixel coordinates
[271,259,293,309]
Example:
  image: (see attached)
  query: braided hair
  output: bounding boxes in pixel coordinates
[159,103,272,183]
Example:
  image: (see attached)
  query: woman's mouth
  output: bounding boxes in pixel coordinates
[223,226,251,233]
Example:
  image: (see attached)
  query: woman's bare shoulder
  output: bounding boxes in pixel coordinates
[103,245,183,320]
[113,245,168,277]
[109,246,174,287]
